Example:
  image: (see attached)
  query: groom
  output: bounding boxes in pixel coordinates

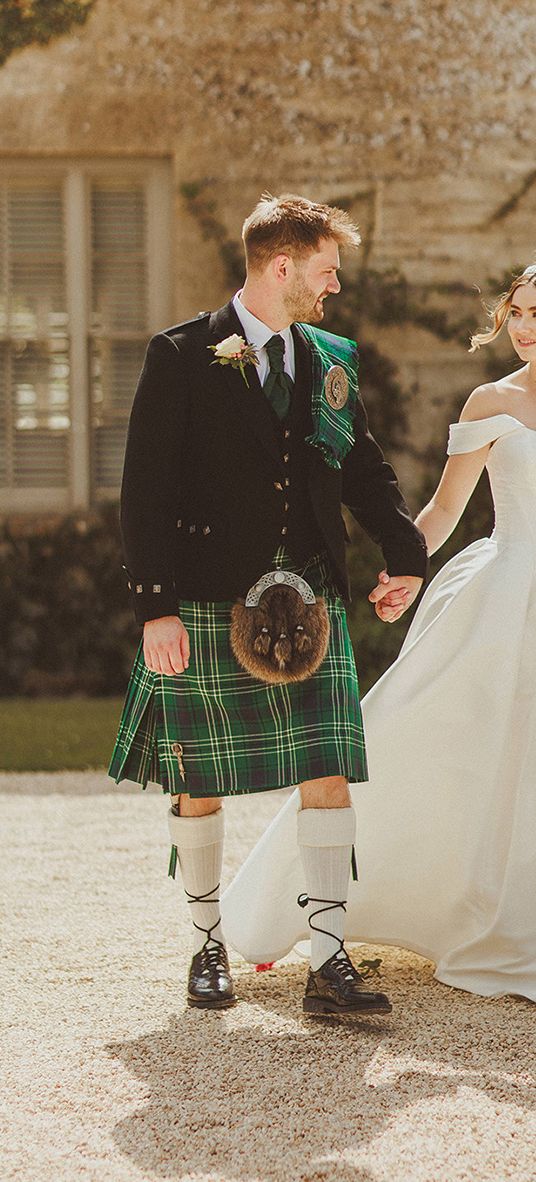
[113,192,427,1015]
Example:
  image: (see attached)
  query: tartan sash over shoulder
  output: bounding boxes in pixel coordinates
[298,323,359,470]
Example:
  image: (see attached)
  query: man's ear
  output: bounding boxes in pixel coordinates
[273,253,293,283]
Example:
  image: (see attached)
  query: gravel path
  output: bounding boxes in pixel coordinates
[2,772,535,1182]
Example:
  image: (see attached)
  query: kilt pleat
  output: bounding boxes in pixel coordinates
[108,550,368,796]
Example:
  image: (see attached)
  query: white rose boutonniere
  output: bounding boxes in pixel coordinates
[208,334,259,387]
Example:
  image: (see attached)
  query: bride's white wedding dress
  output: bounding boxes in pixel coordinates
[221,415,536,1001]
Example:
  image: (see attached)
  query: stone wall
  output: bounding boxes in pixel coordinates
[1,0,536,495]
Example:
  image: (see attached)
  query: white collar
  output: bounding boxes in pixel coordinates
[233,292,293,352]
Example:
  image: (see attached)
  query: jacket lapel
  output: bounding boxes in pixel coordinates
[291,323,313,429]
[291,322,317,475]
[208,301,284,473]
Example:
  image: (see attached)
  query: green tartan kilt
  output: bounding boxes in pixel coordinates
[108,550,368,796]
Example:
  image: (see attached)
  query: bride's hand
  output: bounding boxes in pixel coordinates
[368,571,423,623]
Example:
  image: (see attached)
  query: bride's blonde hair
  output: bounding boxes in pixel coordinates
[470,264,536,352]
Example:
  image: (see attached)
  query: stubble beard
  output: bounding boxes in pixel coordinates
[283,275,326,325]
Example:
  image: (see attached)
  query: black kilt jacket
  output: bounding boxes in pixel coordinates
[120,300,428,625]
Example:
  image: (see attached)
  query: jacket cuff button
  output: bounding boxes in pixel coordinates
[136,584,143,594]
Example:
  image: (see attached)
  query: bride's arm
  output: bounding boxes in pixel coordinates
[415,448,490,555]
[373,387,498,620]
[415,385,497,556]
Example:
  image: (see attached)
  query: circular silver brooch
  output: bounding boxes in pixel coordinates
[324,365,349,410]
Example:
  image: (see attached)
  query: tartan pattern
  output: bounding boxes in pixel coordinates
[108,550,368,797]
[298,323,358,470]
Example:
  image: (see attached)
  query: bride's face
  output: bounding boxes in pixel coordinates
[507,283,536,360]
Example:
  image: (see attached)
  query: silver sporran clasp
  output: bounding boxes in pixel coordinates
[244,569,317,607]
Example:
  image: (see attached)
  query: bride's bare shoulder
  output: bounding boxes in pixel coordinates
[459,382,506,424]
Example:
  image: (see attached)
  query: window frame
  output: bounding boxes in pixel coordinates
[0,156,173,513]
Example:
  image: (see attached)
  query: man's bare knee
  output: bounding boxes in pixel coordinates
[299,776,350,810]
[170,793,223,817]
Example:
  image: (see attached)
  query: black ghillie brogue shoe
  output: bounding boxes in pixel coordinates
[187,939,237,1009]
[298,890,392,1017]
[303,949,392,1017]
[182,878,237,1009]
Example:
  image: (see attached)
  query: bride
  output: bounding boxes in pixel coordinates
[221,264,536,1003]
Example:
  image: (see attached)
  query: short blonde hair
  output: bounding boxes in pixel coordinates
[470,265,536,351]
[242,192,361,272]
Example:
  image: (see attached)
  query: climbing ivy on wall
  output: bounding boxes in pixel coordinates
[0,0,95,66]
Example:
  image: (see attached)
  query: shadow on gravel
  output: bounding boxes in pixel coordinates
[106,961,535,1182]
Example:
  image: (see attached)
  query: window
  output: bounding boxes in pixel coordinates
[0,159,172,511]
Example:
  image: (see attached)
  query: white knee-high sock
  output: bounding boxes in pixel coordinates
[297,806,357,971]
[167,808,225,955]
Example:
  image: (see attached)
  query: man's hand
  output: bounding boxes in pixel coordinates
[368,570,423,623]
[143,615,190,674]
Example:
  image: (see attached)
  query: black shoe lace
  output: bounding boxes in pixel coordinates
[185,883,224,949]
[297,893,347,958]
[196,938,229,975]
[327,950,365,984]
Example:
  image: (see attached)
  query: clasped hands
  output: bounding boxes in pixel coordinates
[368,571,423,623]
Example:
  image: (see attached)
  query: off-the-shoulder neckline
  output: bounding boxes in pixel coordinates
[450,413,536,435]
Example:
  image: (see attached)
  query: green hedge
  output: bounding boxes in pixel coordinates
[0,506,139,696]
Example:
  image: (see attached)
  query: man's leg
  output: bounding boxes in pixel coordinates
[299,777,353,969]
[298,776,391,1016]
[168,793,236,1009]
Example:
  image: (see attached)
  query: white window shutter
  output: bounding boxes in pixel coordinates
[0,183,70,493]
[90,183,149,495]
[0,162,171,510]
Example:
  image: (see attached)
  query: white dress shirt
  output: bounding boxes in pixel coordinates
[232,292,295,386]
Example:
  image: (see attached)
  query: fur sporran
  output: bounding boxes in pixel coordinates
[230,572,330,685]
